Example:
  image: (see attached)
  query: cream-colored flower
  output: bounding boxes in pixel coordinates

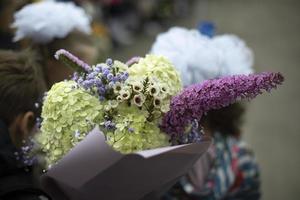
[120,89,131,100]
[148,85,160,96]
[113,82,122,93]
[153,97,162,108]
[132,81,144,93]
[132,94,145,107]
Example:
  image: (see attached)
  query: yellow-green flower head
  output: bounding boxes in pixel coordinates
[113,60,129,72]
[38,81,103,167]
[105,103,169,153]
[128,54,182,95]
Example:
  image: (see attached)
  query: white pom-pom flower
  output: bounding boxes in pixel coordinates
[12,1,91,44]
[211,34,253,76]
[151,27,254,86]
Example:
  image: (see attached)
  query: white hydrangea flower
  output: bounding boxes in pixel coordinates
[12,1,91,44]
[151,27,254,86]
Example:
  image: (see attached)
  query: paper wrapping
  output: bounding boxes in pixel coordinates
[41,127,212,200]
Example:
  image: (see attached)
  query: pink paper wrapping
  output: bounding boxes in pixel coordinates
[41,127,212,200]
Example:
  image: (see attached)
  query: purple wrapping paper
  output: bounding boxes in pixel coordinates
[41,127,212,200]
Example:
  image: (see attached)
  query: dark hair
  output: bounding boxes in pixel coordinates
[0,49,46,126]
[201,102,246,137]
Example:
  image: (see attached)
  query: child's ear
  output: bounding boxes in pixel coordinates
[9,112,35,147]
[19,111,35,140]
[19,111,34,144]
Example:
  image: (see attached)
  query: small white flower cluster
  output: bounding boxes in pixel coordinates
[151,27,254,86]
[114,77,170,113]
[12,1,91,44]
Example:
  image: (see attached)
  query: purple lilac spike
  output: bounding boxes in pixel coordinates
[126,56,141,66]
[55,49,92,72]
[161,72,284,137]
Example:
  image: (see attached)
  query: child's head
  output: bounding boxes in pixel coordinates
[11,1,102,88]
[0,49,46,147]
[41,31,99,87]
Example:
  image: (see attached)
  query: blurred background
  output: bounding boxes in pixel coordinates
[1,0,299,199]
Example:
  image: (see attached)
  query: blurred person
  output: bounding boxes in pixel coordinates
[35,31,102,87]
[151,26,260,200]
[11,1,110,88]
[0,49,50,200]
[0,0,23,49]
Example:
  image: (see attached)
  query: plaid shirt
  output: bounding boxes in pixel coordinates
[163,133,260,200]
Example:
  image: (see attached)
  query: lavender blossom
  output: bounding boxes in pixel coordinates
[107,73,114,81]
[35,117,42,129]
[104,120,116,130]
[161,72,284,137]
[128,127,135,132]
[95,65,103,72]
[175,119,204,145]
[15,137,37,167]
[74,130,80,138]
[102,68,110,77]
[106,58,113,66]
[55,50,130,101]
[72,72,79,81]
[55,49,92,72]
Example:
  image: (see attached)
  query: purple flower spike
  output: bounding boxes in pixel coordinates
[126,56,141,66]
[161,72,284,137]
[55,49,92,73]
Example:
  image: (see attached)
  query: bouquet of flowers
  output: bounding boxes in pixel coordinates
[39,51,183,167]
[36,49,283,200]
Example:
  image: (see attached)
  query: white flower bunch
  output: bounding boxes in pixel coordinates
[151,27,254,86]
[12,1,91,44]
